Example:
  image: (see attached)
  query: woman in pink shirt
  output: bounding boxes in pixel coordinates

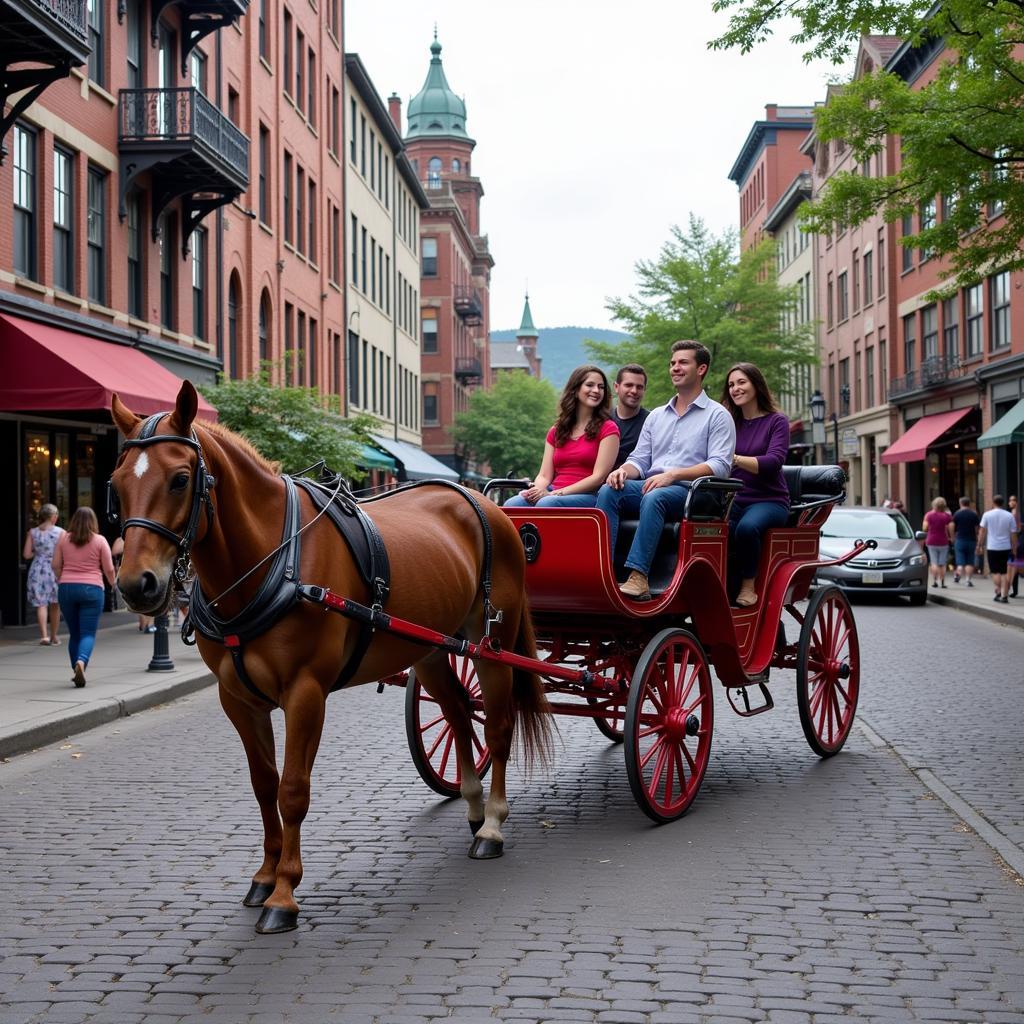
[506,365,620,508]
[922,496,955,590]
[52,507,117,688]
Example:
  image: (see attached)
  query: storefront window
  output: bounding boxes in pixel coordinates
[25,432,49,525]
[54,433,70,523]
[76,436,96,510]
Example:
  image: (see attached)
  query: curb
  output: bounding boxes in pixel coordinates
[927,591,1024,629]
[0,670,217,760]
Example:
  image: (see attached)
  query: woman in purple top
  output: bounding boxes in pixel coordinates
[721,363,791,607]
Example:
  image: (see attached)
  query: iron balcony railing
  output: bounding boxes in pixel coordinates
[118,87,249,183]
[888,353,964,400]
[454,285,483,323]
[32,0,87,40]
[454,357,483,381]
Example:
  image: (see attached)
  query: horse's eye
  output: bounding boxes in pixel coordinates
[170,473,190,491]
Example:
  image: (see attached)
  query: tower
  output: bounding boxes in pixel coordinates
[516,294,541,377]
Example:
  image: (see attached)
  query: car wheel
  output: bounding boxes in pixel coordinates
[908,591,927,606]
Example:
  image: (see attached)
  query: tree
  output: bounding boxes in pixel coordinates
[199,366,379,477]
[710,0,1024,289]
[451,372,559,477]
[586,215,816,405]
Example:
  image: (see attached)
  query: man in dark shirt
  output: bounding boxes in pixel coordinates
[952,495,981,586]
[611,364,650,469]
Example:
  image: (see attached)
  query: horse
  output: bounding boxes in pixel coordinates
[110,381,551,934]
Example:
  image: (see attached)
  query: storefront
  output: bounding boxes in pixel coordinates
[1,313,217,628]
[977,358,1024,501]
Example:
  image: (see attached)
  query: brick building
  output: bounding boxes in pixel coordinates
[394,35,492,476]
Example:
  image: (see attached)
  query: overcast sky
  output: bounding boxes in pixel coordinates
[346,1,845,332]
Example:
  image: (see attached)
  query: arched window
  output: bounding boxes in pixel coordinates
[427,156,441,188]
[227,273,241,378]
[451,158,461,173]
[258,289,271,363]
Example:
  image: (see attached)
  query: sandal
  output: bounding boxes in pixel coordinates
[50,637,60,646]
[38,638,50,645]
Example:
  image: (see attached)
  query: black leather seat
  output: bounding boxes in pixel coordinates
[782,465,846,524]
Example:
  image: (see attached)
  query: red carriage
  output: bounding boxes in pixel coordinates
[402,466,871,823]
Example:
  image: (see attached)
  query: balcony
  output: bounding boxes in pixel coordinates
[888,353,965,400]
[0,0,89,160]
[454,285,483,326]
[118,87,249,256]
[150,0,249,74]
[454,357,483,383]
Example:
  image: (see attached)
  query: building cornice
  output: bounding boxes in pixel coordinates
[975,352,1024,383]
[728,118,813,186]
[763,172,813,232]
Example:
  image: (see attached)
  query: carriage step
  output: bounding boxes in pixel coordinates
[725,681,774,717]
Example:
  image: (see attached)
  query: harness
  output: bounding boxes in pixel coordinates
[109,416,499,707]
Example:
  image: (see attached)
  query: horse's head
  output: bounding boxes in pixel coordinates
[110,380,215,614]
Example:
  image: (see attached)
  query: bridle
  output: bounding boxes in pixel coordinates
[107,412,216,584]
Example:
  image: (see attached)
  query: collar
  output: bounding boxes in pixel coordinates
[664,389,710,414]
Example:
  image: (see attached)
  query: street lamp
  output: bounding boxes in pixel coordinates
[810,390,826,465]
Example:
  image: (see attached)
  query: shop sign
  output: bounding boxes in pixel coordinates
[840,428,860,457]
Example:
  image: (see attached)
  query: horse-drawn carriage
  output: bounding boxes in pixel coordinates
[109,383,871,932]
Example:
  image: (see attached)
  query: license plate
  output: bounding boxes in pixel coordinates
[861,571,884,584]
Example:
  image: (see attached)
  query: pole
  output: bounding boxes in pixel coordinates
[831,414,839,465]
[147,612,175,671]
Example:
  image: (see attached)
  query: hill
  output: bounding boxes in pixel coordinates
[489,325,633,390]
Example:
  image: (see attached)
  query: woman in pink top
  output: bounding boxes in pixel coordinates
[506,365,620,508]
[922,496,955,590]
[52,507,116,688]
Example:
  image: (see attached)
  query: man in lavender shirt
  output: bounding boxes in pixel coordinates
[596,340,736,600]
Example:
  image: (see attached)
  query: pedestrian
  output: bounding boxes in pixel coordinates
[720,362,790,607]
[1008,495,1023,598]
[505,365,620,507]
[922,496,954,589]
[22,503,64,645]
[610,364,650,469]
[52,507,117,687]
[977,494,1018,604]
[952,496,980,586]
[597,339,735,601]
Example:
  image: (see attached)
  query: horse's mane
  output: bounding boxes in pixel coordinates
[199,420,283,476]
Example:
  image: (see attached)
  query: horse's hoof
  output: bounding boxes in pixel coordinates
[255,906,299,934]
[242,881,275,907]
[468,818,484,835]
[468,836,503,859]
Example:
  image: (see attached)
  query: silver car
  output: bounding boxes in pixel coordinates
[816,506,929,606]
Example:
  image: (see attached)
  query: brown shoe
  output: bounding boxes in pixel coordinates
[619,570,651,601]
[73,661,87,688]
[735,582,758,607]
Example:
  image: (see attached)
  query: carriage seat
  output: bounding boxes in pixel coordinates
[782,465,846,526]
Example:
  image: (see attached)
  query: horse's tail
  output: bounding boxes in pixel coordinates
[512,601,554,772]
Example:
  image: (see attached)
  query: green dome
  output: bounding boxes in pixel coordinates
[406,37,469,139]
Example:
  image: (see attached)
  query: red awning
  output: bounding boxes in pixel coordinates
[0,314,217,420]
[880,408,971,465]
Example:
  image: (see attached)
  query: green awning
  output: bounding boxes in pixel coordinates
[978,399,1024,449]
[357,444,397,470]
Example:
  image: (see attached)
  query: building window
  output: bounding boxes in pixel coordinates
[330,85,339,155]
[294,29,304,113]
[837,271,849,322]
[839,358,850,413]
[283,151,292,244]
[87,0,103,86]
[865,346,875,408]
[258,0,267,59]
[826,272,834,329]
[919,198,936,261]
[965,284,983,357]
[53,148,74,293]
[370,238,376,303]
[259,124,270,223]
[942,296,960,362]
[852,251,860,312]
[283,9,292,94]
[228,87,239,125]
[990,271,1010,349]
[12,124,35,280]
[350,213,358,284]
[422,237,437,276]
[331,205,340,283]
[422,311,438,353]
[192,228,206,340]
[361,226,367,291]
[350,98,357,163]
[158,212,175,328]
[877,228,886,295]
[227,274,240,378]
[348,330,359,406]
[307,48,316,125]
[902,312,916,372]
[87,168,106,304]
[295,165,304,254]
[863,250,873,304]
[921,304,938,361]
[423,387,438,424]
[427,156,441,188]
[126,190,143,317]
[309,318,317,388]
[900,213,914,272]
[126,0,143,88]
[284,301,294,377]
[879,332,887,398]
[190,49,207,94]
[297,311,306,384]
[308,179,316,261]
[452,158,461,173]
[259,290,271,360]
[360,113,366,175]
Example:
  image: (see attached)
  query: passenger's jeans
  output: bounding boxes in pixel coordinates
[596,480,690,576]
[729,501,790,579]
[504,491,598,508]
[57,583,104,669]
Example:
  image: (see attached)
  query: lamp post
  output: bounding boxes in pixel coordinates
[810,389,826,465]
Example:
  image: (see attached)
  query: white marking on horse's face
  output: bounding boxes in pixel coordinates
[133,451,150,479]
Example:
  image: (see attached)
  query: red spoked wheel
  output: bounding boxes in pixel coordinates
[405,654,491,797]
[587,651,635,743]
[624,628,714,824]
[796,585,860,757]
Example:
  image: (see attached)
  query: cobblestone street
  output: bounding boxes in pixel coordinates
[2,600,1022,1023]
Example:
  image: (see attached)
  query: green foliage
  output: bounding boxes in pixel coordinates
[199,366,380,477]
[711,0,1024,289]
[451,371,559,477]
[588,215,816,405]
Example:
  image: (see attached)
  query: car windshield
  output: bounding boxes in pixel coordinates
[823,511,914,540]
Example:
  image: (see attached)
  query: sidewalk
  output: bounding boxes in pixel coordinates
[0,611,214,759]
[927,573,1024,629]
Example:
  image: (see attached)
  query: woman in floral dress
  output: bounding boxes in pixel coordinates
[23,504,64,644]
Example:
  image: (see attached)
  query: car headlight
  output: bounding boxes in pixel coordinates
[907,554,926,566]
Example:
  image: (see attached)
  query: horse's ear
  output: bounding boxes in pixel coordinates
[111,393,142,437]
[168,380,199,435]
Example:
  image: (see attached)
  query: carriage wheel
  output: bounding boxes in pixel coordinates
[587,651,635,743]
[405,655,491,797]
[797,585,860,757]
[624,628,714,824]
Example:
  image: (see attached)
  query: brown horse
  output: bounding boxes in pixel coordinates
[110,381,550,933]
